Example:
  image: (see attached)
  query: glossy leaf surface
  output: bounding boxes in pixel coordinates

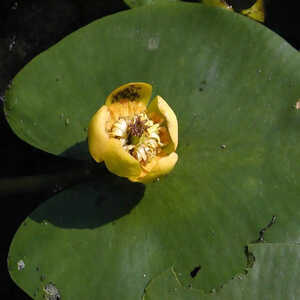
[6,3,300,299]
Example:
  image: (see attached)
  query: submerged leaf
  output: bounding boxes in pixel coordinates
[124,0,179,8]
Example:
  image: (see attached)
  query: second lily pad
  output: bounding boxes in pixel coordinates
[143,243,300,299]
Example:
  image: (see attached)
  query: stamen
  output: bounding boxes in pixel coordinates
[110,112,165,164]
[111,118,128,138]
[128,115,147,137]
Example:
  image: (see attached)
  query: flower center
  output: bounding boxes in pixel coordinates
[110,113,164,164]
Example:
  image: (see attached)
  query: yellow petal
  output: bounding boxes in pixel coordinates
[105,82,152,107]
[107,100,146,126]
[104,139,142,178]
[129,152,178,183]
[147,95,178,151]
[88,105,110,163]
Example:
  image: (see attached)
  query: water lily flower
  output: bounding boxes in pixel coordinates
[88,82,178,183]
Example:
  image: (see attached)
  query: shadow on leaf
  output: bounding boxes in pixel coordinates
[30,141,145,229]
[30,174,144,229]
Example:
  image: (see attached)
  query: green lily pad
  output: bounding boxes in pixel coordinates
[6,2,300,300]
[143,243,300,299]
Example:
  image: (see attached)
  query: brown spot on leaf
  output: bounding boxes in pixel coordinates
[295,100,300,110]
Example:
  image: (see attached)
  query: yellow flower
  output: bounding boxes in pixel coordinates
[88,82,178,183]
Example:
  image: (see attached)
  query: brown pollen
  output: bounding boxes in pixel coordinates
[128,116,147,137]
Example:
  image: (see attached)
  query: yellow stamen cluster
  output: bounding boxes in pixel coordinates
[110,113,163,164]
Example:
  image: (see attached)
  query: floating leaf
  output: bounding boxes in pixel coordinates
[6,3,300,299]
[143,243,300,299]
[241,0,265,22]
[124,0,265,22]
[202,0,233,11]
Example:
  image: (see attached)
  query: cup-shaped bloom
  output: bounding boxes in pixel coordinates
[88,82,178,183]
